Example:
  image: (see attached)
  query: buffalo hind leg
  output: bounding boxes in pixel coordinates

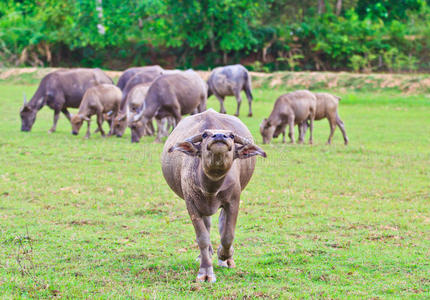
[234,90,242,117]
[327,116,337,145]
[215,94,226,114]
[85,120,91,139]
[309,116,314,145]
[336,114,349,145]
[218,203,239,269]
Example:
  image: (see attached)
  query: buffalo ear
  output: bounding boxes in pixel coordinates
[168,141,200,156]
[235,144,267,159]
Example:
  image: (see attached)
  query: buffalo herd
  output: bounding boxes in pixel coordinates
[19,64,348,282]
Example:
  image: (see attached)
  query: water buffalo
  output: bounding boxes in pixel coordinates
[119,69,164,110]
[207,64,253,117]
[20,68,113,132]
[260,90,316,144]
[112,83,152,137]
[71,84,121,138]
[116,65,163,91]
[162,109,266,282]
[301,92,349,145]
[131,70,207,143]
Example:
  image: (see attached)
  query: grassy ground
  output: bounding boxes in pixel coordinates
[1,82,429,299]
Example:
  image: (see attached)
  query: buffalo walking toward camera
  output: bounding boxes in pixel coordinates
[162,109,266,282]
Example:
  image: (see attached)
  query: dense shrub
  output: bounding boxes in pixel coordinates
[0,0,429,72]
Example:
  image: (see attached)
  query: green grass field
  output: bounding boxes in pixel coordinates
[1,82,429,298]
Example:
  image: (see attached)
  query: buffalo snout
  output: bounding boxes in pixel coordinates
[72,131,78,136]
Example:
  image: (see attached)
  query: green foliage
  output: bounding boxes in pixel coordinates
[1,0,430,71]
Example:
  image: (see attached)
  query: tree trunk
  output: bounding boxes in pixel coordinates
[96,0,105,35]
[336,0,342,15]
[318,0,326,14]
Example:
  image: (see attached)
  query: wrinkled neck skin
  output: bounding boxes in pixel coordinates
[198,155,234,195]
[199,164,228,195]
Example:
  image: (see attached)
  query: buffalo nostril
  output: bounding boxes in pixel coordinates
[72,132,77,135]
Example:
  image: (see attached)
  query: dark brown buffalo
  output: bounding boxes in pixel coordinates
[20,68,113,132]
[162,109,266,282]
[116,65,163,91]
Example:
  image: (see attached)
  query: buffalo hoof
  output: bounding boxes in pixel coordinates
[196,267,216,283]
[48,129,55,134]
[234,113,239,117]
[248,113,253,117]
[218,258,235,268]
[344,139,349,146]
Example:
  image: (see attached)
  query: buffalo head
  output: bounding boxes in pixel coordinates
[71,114,90,135]
[20,95,37,132]
[169,130,266,180]
[260,118,276,144]
[112,112,128,137]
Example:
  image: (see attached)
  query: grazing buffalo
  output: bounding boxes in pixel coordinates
[20,68,113,132]
[116,65,163,91]
[112,83,152,137]
[131,70,207,143]
[119,70,164,110]
[300,92,349,145]
[207,64,253,117]
[71,84,121,138]
[260,90,316,144]
[162,109,266,282]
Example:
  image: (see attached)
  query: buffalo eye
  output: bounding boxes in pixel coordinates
[229,133,235,139]
[202,132,208,139]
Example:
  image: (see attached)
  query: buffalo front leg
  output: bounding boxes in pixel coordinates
[203,216,214,256]
[288,117,295,144]
[49,110,61,133]
[218,204,239,269]
[186,201,215,283]
[61,107,72,122]
[96,112,105,137]
[85,120,91,139]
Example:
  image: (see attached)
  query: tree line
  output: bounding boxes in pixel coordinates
[1,0,430,72]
